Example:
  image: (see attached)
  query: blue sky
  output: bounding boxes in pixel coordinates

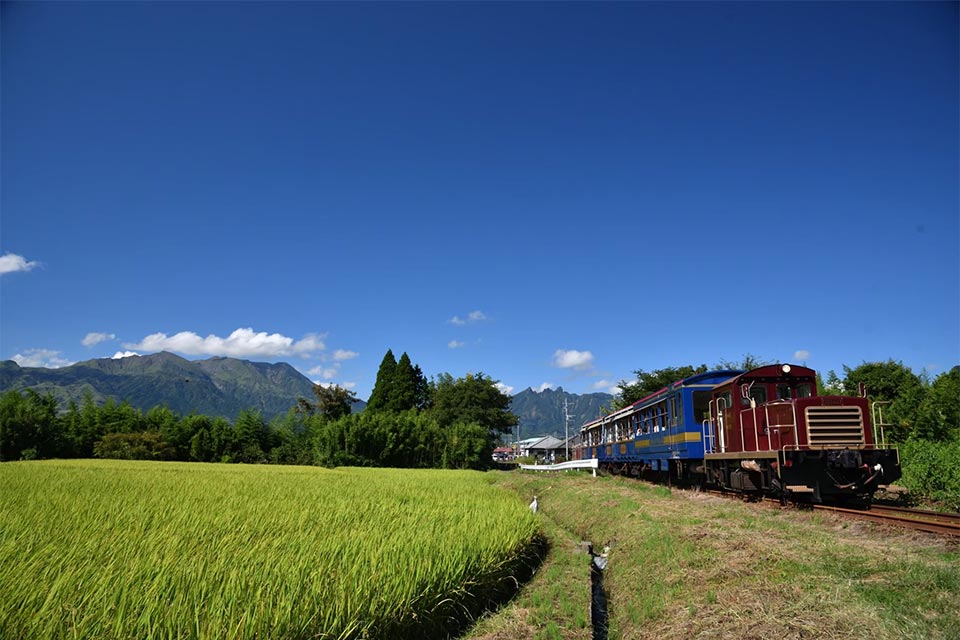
[2,1,957,401]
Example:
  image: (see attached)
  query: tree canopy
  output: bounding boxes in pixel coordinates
[429,372,518,434]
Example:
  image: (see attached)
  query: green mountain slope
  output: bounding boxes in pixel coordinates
[0,352,359,420]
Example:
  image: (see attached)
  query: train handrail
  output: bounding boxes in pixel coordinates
[764,400,798,448]
[702,418,715,454]
[715,397,728,453]
[871,401,893,448]
[738,404,763,452]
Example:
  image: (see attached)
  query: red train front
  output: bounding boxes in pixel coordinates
[701,364,901,504]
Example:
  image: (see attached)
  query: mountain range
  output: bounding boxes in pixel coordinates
[509,386,613,440]
[0,352,612,429]
[0,352,358,420]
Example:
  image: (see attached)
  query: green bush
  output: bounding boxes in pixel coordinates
[898,438,960,510]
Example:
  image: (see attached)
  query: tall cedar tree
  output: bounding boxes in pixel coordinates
[365,349,397,413]
[387,352,427,412]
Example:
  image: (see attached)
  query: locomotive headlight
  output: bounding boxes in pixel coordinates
[781,364,792,374]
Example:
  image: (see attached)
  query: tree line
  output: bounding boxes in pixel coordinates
[616,356,959,443]
[0,349,518,470]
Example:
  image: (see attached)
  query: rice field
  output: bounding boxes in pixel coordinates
[0,460,544,639]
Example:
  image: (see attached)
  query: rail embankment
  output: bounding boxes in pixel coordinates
[474,471,959,640]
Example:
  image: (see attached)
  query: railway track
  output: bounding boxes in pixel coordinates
[701,488,960,537]
[813,503,960,537]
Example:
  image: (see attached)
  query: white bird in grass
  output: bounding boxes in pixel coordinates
[529,495,538,513]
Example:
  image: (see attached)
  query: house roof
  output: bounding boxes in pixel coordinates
[525,435,565,450]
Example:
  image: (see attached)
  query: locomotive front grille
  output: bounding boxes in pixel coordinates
[804,406,865,446]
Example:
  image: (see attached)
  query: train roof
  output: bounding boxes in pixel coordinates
[721,364,817,385]
[580,368,743,429]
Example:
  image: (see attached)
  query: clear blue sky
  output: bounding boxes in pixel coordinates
[2,1,957,401]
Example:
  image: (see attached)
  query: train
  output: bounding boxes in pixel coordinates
[575,364,901,505]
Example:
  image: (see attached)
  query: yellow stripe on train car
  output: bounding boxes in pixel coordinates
[664,432,702,445]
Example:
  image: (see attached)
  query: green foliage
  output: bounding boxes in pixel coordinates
[233,410,268,463]
[429,372,518,434]
[0,389,60,461]
[898,438,960,510]
[713,353,772,370]
[442,422,493,469]
[365,350,429,414]
[843,360,926,442]
[387,352,427,412]
[365,349,397,413]
[913,367,960,441]
[311,410,444,469]
[310,383,358,421]
[93,431,177,461]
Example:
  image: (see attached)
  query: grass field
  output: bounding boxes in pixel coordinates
[474,471,960,640]
[0,460,544,639]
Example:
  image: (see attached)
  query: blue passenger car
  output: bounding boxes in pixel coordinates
[579,370,742,477]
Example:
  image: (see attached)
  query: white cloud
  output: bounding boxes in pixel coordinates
[112,351,140,359]
[315,380,357,390]
[495,382,514,395]
[83,332,116,347]
[307,365,340,379]
[124,328,325,358]
[449,310,488,325]
[448,340,465,349]
[794,350,810,361]
[11,348,73,368]
[0,253,40,275]
[332,349,358,361]
[537,382,554,392]
[593,380,619,395]
[553,349,594,370]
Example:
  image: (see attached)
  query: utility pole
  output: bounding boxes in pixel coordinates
[563,398,573,461]
[515,420,520,460]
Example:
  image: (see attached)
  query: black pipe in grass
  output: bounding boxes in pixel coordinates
[589,545,608,640]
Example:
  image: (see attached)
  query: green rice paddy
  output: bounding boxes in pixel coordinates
[0,460,544,639]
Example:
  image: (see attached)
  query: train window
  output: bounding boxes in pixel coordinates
[675,395,683,425]
[693,391,710,421]
[750,386,768,404]
[719,391,733,410]
[776,384,792,399]
[797,383,812,398]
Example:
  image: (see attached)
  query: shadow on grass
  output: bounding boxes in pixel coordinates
[370,534,551,640]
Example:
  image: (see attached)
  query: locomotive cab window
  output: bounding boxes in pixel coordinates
[796,383,812,398]
[718,391,733,410]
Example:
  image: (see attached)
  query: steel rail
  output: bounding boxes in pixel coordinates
[811,504,960,537]
[699,487,960,537]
